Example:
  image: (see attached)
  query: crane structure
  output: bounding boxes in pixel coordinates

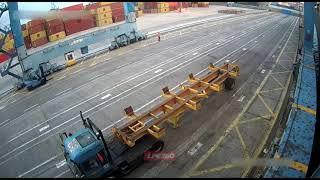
[0,2,146,88]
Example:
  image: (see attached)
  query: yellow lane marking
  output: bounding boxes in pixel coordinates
[278,62,289,70]
[241,73,292,177]
[271,71,291,74]
[291,103,316,116]
[270,75,284,88]
[257,94,275,117]
[235,126,250,159]
[238,115,271,125]
[290,161,308,174]
[260,87,284,93]
[183,56,274,177]
[190,164,237,177]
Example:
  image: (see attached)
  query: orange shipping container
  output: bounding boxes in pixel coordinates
[96,18,113,27]
[48,31,66,42]
[95,12,112,21]
[97,6,111,14]
[31,37,48,48]
[30,30,47,42]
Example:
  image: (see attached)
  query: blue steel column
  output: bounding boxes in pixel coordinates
[7,2,27,73]
[304,2,315,50]
[123,2,135,23]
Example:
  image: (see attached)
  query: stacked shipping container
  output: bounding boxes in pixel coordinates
[63,3,95,36]
[27,19,48,48]
[157,2,170,13]
[46,19,66,42]
[92,6,113,27]
[21,24,32,49]
[191,2,209,8]
[111,3,125,23]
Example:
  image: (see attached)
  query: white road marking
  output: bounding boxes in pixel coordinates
[237,95,246,102]
[216,42,220,45]
[39,125,50,132]
[23,104,38,112]
[18,155,58,178]
[188,142,203,156]
[254,40,258,43]
[0,119,10,127]
[56,159,66,169]
[71,69,82,74]
[0,106,5,111]
[101,94,112,100]
[55,88,72,96]
[56,75,66,81]
[154,69,163,73]
[193,52,198,56]
[117,62,132,69]
[261,69,266,74]
[54,169,70,178]
[88,73,104,81]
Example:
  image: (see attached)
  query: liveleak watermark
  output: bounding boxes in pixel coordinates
[144,151,176,161]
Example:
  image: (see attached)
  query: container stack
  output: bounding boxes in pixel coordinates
[95,6,113,27]
[168,2,178,11]
[137,2,144,11]
[63,3,95,35]
[197,2,210,7]
[21,24,32,49]
[46,19,66,42]
[27,19,48,48]
[111,2,125,23]
[1,32,15,53]
[143,2,157,13]
[157,2,170,13]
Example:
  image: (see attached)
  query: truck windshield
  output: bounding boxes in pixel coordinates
[75,131,95,148]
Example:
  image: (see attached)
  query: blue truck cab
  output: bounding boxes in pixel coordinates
[60,111,164,178]
[62,128,113,178]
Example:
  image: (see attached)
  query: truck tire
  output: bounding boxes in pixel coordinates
[224,78,235,90]
[150,140,164,152]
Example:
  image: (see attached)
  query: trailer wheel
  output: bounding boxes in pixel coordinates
[150,140,164,152]
[224,78,235,90]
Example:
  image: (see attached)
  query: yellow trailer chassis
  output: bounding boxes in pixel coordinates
[112,63,240,147]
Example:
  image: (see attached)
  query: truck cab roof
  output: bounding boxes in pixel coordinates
[64,128,104,164]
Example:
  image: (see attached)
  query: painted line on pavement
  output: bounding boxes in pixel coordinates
[24,104,38,113]
[39,125,50,133]
[55,88,72,96]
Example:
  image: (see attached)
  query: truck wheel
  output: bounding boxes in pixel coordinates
[224,78,235,90]
[150,141,164,152]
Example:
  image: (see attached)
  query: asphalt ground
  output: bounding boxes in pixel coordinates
[0,11,299,178]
